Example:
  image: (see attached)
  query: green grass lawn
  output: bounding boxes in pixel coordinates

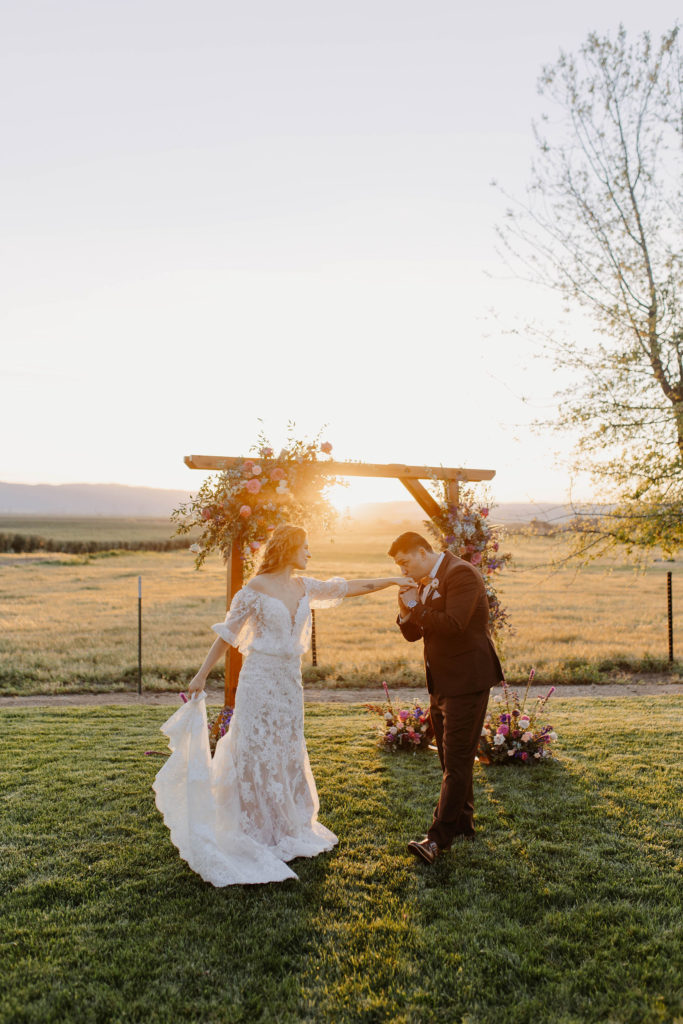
[1,697,682,1024]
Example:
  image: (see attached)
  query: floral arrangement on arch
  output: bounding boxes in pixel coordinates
[425,481,512,634]
[478,670,558,765]
[172,426,338,573]
[365,682,434,752]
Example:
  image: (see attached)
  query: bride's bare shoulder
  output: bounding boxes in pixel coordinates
[246,577,270,594]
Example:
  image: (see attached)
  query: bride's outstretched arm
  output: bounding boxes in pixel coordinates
[344,577,415,599]
[187,636,229,695]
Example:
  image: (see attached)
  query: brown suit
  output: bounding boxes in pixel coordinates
[398,551,504,846]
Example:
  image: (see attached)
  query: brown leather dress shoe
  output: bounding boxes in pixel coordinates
[406,838,440,864]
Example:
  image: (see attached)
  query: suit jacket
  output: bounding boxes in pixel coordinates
[397,550,504,697]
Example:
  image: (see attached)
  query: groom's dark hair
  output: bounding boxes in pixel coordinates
[388,532,433,558]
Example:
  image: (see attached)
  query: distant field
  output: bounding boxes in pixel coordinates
[0,519,681,694]
[0,515,183,544]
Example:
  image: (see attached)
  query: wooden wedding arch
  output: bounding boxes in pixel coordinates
[184,454,496,706]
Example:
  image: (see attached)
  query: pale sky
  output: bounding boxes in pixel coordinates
[1,0,677,507]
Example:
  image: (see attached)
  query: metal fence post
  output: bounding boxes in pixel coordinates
[138,575,143,694]
[667,571,674,663]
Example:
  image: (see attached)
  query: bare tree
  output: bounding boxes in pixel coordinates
[497,25,683,558]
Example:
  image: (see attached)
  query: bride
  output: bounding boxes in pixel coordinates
[153,523,413,886]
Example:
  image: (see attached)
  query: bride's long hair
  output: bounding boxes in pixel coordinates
[256,524,307,576]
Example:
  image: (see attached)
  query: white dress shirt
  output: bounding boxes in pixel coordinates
[399,551,445,622]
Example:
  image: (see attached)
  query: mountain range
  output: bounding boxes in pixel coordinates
[0,482,191,517]
[0,481,574,524]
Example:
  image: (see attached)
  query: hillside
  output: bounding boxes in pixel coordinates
[0,481,576,525]
[0,482,192,517]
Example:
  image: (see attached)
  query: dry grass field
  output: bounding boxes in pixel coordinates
[1,518,681,695]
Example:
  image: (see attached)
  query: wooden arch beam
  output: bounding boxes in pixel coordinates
[184,455,495,483]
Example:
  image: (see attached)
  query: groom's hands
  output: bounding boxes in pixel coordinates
[398,583,420,615]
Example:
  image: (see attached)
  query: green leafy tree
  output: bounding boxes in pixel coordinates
[497,25,682,558]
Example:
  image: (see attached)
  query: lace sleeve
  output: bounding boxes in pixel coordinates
[211,588,257,647]
[303,576,348,609]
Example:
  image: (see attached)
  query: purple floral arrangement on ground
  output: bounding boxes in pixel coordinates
[478,670,558,765]
[365,682,433,752]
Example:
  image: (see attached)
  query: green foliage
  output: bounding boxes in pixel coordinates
[498,25,683,558]
[1,700,681,1023]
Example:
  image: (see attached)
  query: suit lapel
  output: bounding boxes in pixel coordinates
[426,550,456,600]
[432,550,466,595]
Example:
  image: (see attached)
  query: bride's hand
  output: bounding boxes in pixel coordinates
[187,673,206,697]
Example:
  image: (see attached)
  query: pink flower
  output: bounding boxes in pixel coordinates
[521,731,533,742]
[245,478,261,494]
[260,447,274,458]
[496,724,509,736]
[270,468,286,481]
[249,540,261,551]
[471,551,482,565]
[242,460,255,474]
[179,692,188,703]
[239,504,252,518]
[493,541,499,552]
[481,507,489,517]
[201,507,212,520]
[398,710,409,721]
[521,752,528,762]
[251,465,262,476]
[320,441,333,454]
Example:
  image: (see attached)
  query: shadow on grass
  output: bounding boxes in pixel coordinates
[381,742,682,1024]
[1,702,682,1024]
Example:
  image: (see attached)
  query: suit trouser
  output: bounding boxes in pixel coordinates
[427,687,490,848]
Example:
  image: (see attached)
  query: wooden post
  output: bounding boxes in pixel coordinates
[448,478,460,508]
[225,547,244,707]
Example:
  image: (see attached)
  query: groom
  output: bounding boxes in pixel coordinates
[389,532,504,864]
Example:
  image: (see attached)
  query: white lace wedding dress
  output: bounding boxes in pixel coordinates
[152,575,347,886]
